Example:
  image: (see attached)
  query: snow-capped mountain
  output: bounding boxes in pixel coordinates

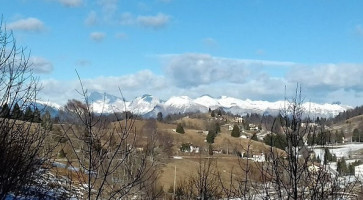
[89,92,129,113]
[194,95,221,110]
[164,96,208,114]
[37,91,352,118]
[128,94,162,115]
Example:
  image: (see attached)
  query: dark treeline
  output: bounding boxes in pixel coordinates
[331,105,363,123]
[0,102,42,123]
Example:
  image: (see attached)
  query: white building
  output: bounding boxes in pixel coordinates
[190,146,200,153]
[234,117,244,123]
[355,164,363,177]
[251,153,265,162]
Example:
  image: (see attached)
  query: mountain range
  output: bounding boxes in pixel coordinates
[40,91,352,118]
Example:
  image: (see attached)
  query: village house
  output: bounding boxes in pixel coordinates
[234,117,244,123]
[355,164,363,177]
[249,123,259,131]
[251,153,265,162]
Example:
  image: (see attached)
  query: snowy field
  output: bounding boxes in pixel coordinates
[313,143,363,162]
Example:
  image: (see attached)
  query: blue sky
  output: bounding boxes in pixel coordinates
[3,0,363,106]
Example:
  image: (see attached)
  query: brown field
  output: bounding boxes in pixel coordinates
[158,155,264,190]
[47,116,280,193]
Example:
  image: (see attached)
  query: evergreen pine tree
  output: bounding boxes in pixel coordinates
[176,123,185,134]
[33,108,41,123]
[208,144,213,155]
[211,110,215,117]
[231,124,240,138]
[0,103,10,118]
[11,103,23,120]
[337,157,348,175]
[217,109,222,116]
[23,106,34,121]
[215,122,221,133]
[206,131,216,143]
[41,110,53,131]
[156,112,163,122]
[251,133,258,141]
[324,148,333,165]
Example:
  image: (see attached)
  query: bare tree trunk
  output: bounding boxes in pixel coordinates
[0,19,57,199]
[61,77,160,199]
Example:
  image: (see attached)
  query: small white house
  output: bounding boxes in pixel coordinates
[308,164,320,173]
[249,124,259,131]
[240,135,247,139]
[355,164,363,177]
[251,153,265,162]
[234,117,244,123]
[190,146,200,153]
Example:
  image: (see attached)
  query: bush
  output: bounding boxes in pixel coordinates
[180,143,192,152]
[231,125,240,137]
[206,131,216,143]
[58,149,66,158]
[176,123,185,134]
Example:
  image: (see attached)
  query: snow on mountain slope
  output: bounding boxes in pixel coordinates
[217,96,249,108]
[40,91,351,118]
[164,96,208,114]
[37,100,62,110]
[89,91,129,113]
[301,102,349,118]
[128,94,162,115]
[193,95,221,109]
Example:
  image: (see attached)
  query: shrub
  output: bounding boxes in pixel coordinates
[231,125,240,137]
[176,123,185,134]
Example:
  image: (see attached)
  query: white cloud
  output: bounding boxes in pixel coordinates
[7,18,45,32]
[137,2,150,11]
[137,13,170,29]
[256,49,265,56]
[76,59,91,67]
[30,57,53,74]
[85,70,166,90]
[90,32,106,41]
[115,32,127,39]
[97,0,118,15]
[119,12,135,25]
[356,25,363,37]
[58,0,83,7]
[38,53,363,107]
[40,70,166,104]
[286,64,363,91]
[118,12,171,29]
[202,38,218,48]
[85,11,98,26]
[163,53,294,88]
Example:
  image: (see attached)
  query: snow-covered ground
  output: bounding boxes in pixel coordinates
[313,143,363,161]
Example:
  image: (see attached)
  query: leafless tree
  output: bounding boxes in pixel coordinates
[0,20,57,199]
[259,85,360,199]
[175,156,222,200]
[213,85,360,200]
[60,76,160,199]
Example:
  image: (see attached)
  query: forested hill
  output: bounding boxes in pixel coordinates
[332,105,363,123]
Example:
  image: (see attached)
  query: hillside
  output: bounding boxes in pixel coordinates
[103,114,278,191]
[43,108,363,198]
[329,114,363,139]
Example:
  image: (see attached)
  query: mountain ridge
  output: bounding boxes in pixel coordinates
[42,91,352,118]
[40,92,352,118]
